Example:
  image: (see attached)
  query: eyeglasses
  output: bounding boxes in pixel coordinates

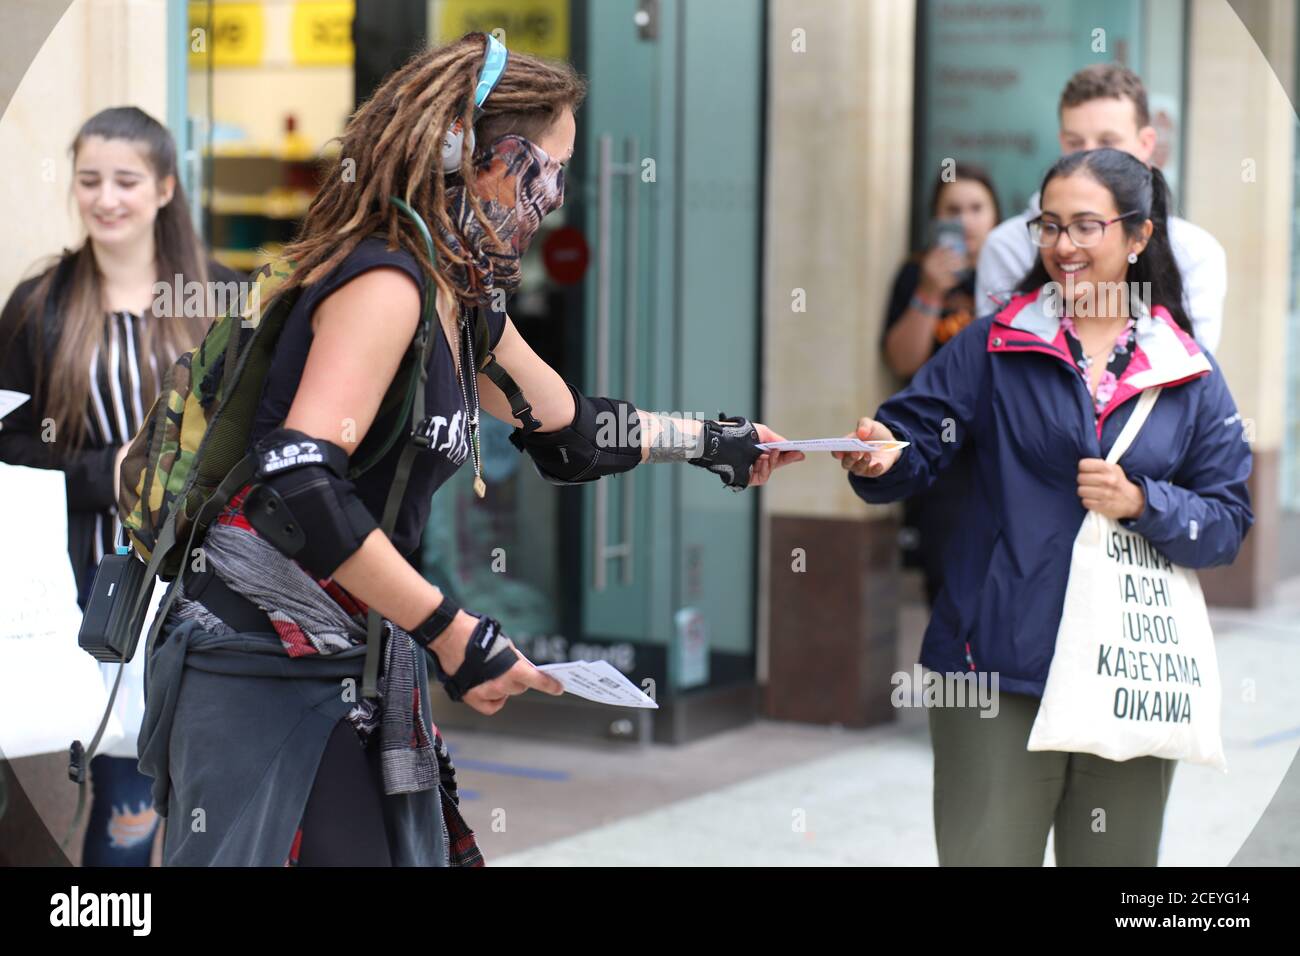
[1027,210,1141,248]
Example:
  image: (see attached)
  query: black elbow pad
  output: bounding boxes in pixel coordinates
[243,428,379,579]
[508,383,642,484]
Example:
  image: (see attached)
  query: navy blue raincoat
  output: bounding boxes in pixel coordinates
[851,288,1254,697]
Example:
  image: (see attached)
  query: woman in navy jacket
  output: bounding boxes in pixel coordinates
[840,148,1252,866]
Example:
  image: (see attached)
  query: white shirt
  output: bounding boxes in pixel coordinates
[974,191,1226,352]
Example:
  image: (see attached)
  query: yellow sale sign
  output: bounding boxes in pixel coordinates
[292,1,355,66]
[188,2,265,68]
[438,0,569,60]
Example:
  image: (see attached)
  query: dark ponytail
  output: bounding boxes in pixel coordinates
[1014,147,1194,337]
[1138,164,1192,335]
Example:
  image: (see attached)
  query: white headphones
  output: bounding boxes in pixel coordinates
[441,33,509,173]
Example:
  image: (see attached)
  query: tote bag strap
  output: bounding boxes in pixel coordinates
[1105,386,1163,465]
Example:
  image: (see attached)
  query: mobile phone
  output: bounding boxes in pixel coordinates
[932,218,967,258]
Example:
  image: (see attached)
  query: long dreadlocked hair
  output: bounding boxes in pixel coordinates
[270,32,586,309]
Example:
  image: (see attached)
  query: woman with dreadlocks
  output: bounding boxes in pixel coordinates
[136,33,799,867]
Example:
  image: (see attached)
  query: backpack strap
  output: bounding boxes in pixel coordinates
[360,323,432,697]
[361,198,441,698]
[476,306,541,436]
[348,290,435,479]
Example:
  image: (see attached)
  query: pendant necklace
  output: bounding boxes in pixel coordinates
[456,305,486,498]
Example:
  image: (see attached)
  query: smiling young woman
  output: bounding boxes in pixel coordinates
[0,106,239,867]
[837,148,1252,866]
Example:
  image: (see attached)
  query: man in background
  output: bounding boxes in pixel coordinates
[975,63,1225,352]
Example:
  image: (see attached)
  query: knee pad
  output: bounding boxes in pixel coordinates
[507,383,642,484]
[243,427,379,579]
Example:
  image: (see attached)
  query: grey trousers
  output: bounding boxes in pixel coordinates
[928,689,1177,866]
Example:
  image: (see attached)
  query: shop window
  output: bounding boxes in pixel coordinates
[913,0,1187,246]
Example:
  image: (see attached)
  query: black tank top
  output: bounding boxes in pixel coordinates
[249,236,506,559]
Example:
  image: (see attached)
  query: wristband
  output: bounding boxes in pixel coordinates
[909,293,943,317]
[412,594,461,650]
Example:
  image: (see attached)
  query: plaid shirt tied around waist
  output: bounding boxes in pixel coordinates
[169,483,483,866]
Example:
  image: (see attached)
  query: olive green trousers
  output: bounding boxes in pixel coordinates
[928,689,1177,866]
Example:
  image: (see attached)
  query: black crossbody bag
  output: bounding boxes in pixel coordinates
[77,537,155,664]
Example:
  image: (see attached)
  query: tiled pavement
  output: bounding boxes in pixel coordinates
[447,577,1300,866]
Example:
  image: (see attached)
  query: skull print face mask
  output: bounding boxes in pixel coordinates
[440,134,565,303]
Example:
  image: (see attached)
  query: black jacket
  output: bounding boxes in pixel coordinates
[0,251,243,602]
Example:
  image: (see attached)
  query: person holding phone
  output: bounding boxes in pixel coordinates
[880,163,1000,605]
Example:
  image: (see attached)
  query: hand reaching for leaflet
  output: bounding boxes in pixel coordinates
[832,418,902,478]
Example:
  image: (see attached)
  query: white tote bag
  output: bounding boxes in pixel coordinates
[0,463,126,760]
[1028,387,1227,770]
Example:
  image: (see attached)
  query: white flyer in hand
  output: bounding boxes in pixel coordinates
[0,390,30,422]
[538,660,659,708]
[755,437,909,453]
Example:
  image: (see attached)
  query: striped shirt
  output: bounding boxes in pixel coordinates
[0,255,242,606]
[83,309,157,568]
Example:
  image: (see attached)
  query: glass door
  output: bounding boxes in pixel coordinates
[167,0,206,235]
[422,0,585,646]
[421,0,651,674]
[664,0,764,697]
[425,0,765,742]
[577,0,764,704]
[574,0,672,693]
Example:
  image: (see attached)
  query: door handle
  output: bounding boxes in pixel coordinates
[594,134,640,591]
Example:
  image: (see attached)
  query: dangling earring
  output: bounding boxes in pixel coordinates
[1127,251,1139,264]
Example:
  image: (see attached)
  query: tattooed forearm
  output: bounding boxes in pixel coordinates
[642,411,704,462]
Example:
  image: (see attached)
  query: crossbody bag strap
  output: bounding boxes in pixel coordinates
[66,488,186,801]
[473,305,540,433]
[361,197,439,699]
[1105,386,1163,466]
[361,357,428,698]
[480,353,541,435]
